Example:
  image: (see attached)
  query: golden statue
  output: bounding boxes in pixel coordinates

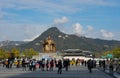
[43,36,56,53]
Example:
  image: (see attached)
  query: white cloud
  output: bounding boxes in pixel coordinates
[72,24,94,37]
[72,24,116,41]
[52,17,69,33]
[53,16,69,25]
[100,29,114,39]
[0,22,119,41]
[23,24,51,40]
[73,23,83,35]
[0,23,50,41]
[84,25,95,37]
[87,25,93,31]
[23,34,39,41]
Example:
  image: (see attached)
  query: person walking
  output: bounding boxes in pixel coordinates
[41,59,45,71]
[87,59,93,73]
[102,60,106,71]
[46,60,49,71]
[50,60,54,71]
[32,59,36,71]
[109,61,114,75]
[22,59,26,71]
[57,60,62,74]
[63,59,69,71]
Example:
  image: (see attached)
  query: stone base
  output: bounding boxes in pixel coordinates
[32,53,62,60]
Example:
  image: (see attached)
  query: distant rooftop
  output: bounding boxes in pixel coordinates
[61,49,93,57]
[63,49,82,52]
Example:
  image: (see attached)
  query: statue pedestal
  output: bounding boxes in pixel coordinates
[32,53,62,60]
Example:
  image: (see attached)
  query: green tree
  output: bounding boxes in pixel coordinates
[0,48,11,60]
[101,47,120,58]
[112,47,120,58]
[0,48,6,60]
[11,47,20,58]
[21,48,39,58]
[102,51,112,56]
[6,51,12,59]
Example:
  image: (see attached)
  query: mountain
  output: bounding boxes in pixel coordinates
[0,40,27,47]
[19,27,120,53]
[0,40,28,50]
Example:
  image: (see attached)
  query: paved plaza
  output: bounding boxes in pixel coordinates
[0,65,119,78]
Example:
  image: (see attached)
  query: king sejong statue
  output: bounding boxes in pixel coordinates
[43,36,56,53]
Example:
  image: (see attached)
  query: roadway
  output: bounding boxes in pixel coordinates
[0,65,118,78]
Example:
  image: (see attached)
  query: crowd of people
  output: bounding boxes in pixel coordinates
[1,58,71,74]
[1,58,120,74]
[98,59,120,75]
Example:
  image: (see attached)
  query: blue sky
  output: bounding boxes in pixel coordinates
[0,0,120,41]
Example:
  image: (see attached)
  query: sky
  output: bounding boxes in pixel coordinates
[0,0,120,41]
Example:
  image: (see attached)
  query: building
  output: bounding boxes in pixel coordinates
[61,49,94,60]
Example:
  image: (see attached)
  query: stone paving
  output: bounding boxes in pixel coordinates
[97,67,120,78]
[0,65,119,78]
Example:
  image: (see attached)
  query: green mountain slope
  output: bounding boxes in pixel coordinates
[19,27,120,53]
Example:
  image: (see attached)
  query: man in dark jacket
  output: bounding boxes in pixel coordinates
[57,60,62,74]
[87,59,93,73]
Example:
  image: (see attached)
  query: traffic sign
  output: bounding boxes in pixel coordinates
[107,54,113,58]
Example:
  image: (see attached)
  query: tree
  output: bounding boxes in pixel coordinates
[21,48,39,58]
[112,47,120,58]
[102,51,112,56]
[6,51,12,59]
[11,47,20,58]
[101,47,120,58]
[0,48,13,60]
[0,48,6,60]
